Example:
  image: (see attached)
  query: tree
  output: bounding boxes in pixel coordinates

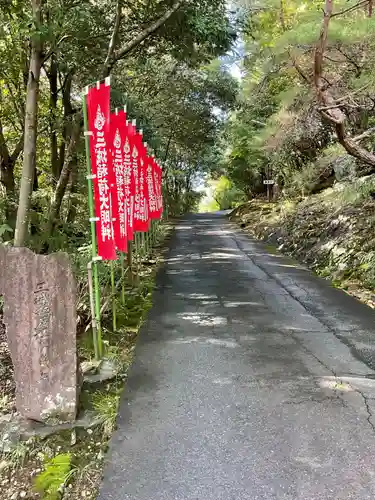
[223,0,375,198]
[14,0,43,246]
[313,0,375,167]
[0,0,237,247]
[0,0,236,246]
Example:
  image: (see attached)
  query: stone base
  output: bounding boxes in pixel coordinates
[0,411,105,453]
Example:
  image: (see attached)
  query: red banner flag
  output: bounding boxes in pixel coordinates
[154,160,163,219]
[110,110,127,252]
[159,163,163,216]
[147,156,158,220]
[124,123,137,241]
[133,132,149,232]
[87,81,116,260]
[139,140,150,231]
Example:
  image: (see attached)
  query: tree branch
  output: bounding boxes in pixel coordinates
[0,118,10,166]
[103,0,122,76]
[10,134,24,164]
[314,0,375,167]
[353,127,375,142]
[42,35,71,64]
[335,46,362,75]
[279,0,286,31]
[111,0,185,66]
[288,50,310,83]
[331,0,369,17]
[46,113,82,238]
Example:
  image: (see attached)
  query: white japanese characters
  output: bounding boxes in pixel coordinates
[113,128,127,241]
[94,105,113,242]
[132,144,141,223]
[123,137,133,231]
[147,161,157,214]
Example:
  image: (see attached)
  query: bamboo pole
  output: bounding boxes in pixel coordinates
[100,269,129,316]
[82,90,102,360]
[140,231,144,258]
[134,232,140,281]
[152,220,155,245]
[120,252,125,304]
[111,261,116,331]
[127,241,134,284]
[145,229,149,256]
[87,260,98,359]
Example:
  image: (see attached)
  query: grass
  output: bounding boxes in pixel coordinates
[6,441,31,469]
[91,391,120,438]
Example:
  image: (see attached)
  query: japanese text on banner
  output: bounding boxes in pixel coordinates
[124,123,135,241]
[87,82,116,260]
[110,110,127,252]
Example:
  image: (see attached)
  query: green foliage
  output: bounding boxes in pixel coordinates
[204,176,245,210]
[4,441,30,469]
[338,177,375,206]
[221,0,375,199]
[0,224,12,239]
[34,453,73,500]
[0,0,238,241]
[92,391,120,438]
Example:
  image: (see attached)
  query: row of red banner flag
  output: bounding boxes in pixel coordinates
[86,81,163,260]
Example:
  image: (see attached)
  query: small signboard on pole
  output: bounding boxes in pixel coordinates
[263,179,275,185]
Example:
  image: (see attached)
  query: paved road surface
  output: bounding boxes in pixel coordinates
[98,213,375,500]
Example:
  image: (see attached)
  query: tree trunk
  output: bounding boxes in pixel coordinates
[0,105,24,230]
[48,54,59,185]
[314,0,375,169]
[1,166,17,231]
[66,167,78,224]
[45,116,81,239]
[14,0,43,247]
[58,72,74,176]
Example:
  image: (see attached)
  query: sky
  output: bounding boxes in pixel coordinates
[229,61,242,80]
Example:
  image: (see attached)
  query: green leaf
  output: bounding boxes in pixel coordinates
[34,453,72,500]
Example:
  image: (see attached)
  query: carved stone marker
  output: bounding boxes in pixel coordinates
[0,246,79,424]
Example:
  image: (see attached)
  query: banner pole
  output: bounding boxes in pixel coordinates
[140,231,144,258]
[145,230,149,256]
[111,260,116,331]
[143,231,147,257]
[127,241,134,285]
[135,232,140,282]
[83,89,102,360]
[120,252,125,303]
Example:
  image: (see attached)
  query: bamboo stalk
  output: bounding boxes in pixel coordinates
[82,91,102,360]
[127,241,134,284]
[134,232,140,282]
[120,252,125,304]
[111,261,116,331]
[100,271,128,316]
[87,261,98,358]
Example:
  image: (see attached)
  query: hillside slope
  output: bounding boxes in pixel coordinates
[230,176,375,308]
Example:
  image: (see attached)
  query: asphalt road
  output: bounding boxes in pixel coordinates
[98,213,375,500]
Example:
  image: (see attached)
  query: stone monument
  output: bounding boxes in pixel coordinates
[0,246,79,424]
